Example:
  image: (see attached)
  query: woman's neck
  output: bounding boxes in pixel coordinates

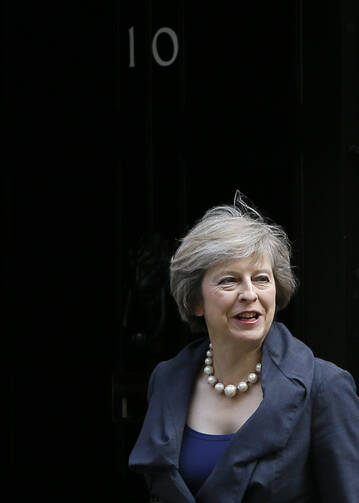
[210,339,262,386]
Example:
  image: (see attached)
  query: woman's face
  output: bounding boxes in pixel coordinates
[196,254,276,346]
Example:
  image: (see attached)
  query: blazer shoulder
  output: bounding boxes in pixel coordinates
[312,357,358,398]
[153,336,207,373]
[146,336,208,400]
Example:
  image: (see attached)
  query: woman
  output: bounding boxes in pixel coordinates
[129,191,359,502]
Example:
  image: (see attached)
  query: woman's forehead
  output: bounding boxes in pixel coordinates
[206,253,273,275]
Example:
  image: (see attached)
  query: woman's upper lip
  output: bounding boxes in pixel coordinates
[233,310,262,317]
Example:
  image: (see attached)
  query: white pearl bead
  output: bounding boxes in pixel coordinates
[209,343,213,349]
[206,350,213,357]
[214,382,224,393]
[237,381,248,392]
[248,372,258,383]
[205,357,213,365]
[207,375,217,386]
[224,384,237,397]
[204,365,213,375]
[256,363,262,373]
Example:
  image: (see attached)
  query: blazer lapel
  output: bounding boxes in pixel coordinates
[166,337,208,460]
[129,337,208,502]
[151,338,207,502]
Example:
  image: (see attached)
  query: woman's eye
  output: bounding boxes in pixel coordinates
[255,275,270,282]
[218,277,236,285]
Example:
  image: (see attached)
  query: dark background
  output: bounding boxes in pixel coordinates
[6,0,358,501]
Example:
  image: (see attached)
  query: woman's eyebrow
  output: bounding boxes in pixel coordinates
[216,268,272,276]
[213,270,239,278]
[253,269,272,275]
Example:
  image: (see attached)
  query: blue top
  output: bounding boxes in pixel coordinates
[179,425,234,495]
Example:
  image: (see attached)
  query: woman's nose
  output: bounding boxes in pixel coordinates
[238,281,258,302]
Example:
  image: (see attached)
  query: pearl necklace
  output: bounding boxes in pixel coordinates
[203,343,262,398]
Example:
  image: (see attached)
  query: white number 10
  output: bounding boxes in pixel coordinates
[128,26,179,68]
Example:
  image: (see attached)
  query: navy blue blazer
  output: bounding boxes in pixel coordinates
[129,322,359,502]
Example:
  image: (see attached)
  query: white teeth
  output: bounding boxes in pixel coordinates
[237,312,257,319]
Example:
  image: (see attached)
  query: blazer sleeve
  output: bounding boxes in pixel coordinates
[311,362,359,502]
[146,361,164,402]
[138,362,164,496]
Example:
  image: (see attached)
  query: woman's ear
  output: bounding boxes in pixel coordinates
[194,302,204,317]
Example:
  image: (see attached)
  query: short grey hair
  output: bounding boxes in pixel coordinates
[170,193,297,332]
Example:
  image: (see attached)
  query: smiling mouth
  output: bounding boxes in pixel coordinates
[234,312,260,321]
